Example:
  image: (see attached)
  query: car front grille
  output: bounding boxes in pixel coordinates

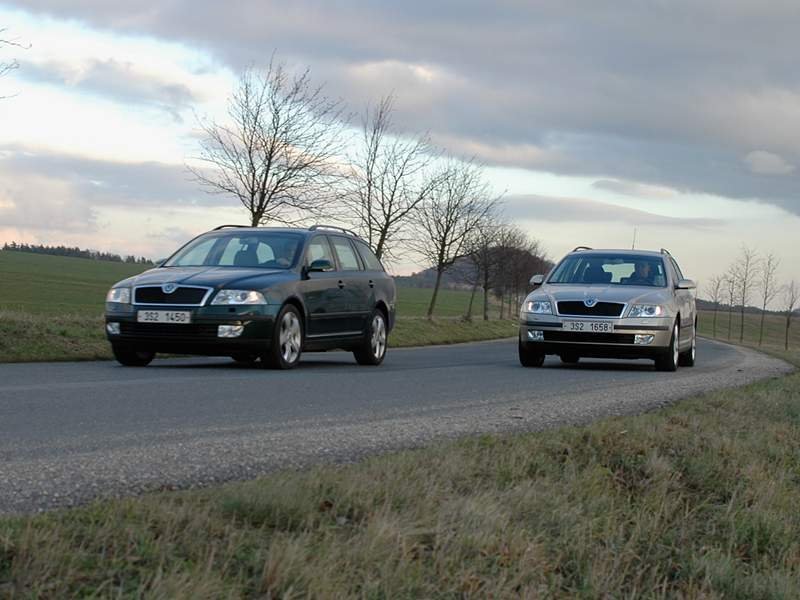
[544,331,635,344]
[557,301,625,317]
[119,322,219,340]
[134,286,210,305]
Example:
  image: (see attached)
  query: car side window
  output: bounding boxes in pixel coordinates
[355,241,384,272]
[330,237,362,271]
[305,236,335,266]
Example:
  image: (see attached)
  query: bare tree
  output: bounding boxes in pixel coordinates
[785,281,798,351]
[731,246,761,343]
[190,59,347,226]
[757,253,781,346]
[706,274,725,338]
[724,268,737,340]
[411,160,499,319]
[345,95,440,259]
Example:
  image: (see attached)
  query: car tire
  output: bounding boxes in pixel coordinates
[519,340,545,367]
[560,353,580,364]
[353,309,388,366]
[679,319,697,367]
[112,344,155,367]
[655,322,680,372]
[262,304,303,370]
[231,353,259,365]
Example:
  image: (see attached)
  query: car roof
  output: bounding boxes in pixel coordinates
[203,225,362,240]
[567,248,666,258]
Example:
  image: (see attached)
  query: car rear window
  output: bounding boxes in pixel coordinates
[548,254,667,287]
[354,241,384,271]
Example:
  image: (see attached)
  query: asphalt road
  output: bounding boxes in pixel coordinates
[0,338,792,514]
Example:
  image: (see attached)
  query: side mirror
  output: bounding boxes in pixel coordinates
[307,258,335,273]
[676,279,696,290]
[530,274,544,286]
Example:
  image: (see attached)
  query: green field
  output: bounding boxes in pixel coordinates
[699,308,798,351]
[0,251,147,316]
[0,251,514,362]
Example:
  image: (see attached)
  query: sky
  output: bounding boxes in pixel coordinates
[0,1,799,304]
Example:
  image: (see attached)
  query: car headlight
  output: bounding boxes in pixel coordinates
[211,289,268,305]
[629,304,664,318]
[524,300,553,314]
[106,287,131,304]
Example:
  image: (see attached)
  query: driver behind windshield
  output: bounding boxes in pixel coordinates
[626,261,655,285]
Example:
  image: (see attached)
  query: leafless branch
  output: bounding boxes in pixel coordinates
[758,253,780,346]
[409,160,501,318]
[731,246,761,343]
[342,94,441,260]
[189,58,349,226]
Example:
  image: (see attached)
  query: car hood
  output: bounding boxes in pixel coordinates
[536,284,669,305]
[116,266,290,289]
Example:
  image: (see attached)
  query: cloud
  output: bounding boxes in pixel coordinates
[592,179,678,199]
[6,1,800,215]
[503,195,725,229]
[20,58,199,120]
[0,145,236,237]
[743,150,796,175]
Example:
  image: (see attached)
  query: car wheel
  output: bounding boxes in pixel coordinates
[655,322,680,372]
[354,309,388,366]
[112,344,155,367]
[262,304,303,369]
[231,353,259,365]
[679,319,697,367]
[560,353,580,364]
[519,340,545,367]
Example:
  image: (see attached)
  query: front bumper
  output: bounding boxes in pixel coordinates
[105,303,280,356]
[519,314,673,359]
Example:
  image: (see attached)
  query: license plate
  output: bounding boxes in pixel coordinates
[564,320,614,333]
[137,310,192,324]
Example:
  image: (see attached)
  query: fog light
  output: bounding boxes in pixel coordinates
[218,324,244,338]
[106,322,120,335]
[527,329,545,342]
[634,334,655,345]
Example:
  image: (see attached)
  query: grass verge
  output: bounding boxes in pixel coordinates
[1,352,797,596]
[0,310,516,363]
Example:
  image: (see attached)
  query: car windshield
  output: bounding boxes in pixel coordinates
[164,232,303,269]
[548,254,667,287]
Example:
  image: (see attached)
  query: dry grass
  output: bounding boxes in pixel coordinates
[2,352,798,597]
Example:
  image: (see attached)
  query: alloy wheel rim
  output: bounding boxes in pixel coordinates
[371,315,386,359]
[673,325,680,367]
[280,312,301,364]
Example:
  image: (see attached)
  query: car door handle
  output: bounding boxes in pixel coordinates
[338,280,345,289]
[368,279,375,288]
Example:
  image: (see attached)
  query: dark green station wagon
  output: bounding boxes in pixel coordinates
[104,225,396,369]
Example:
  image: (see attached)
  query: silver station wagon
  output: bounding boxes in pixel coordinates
[518,247,697,371]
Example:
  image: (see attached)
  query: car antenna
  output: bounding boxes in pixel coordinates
[631,227,638,249]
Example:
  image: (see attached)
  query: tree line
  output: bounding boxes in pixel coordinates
[1,242,153,265]
[190,58,548,318]
[704,246,798,351]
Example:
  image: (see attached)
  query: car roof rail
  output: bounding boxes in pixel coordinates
[212,224,250,231]
[572,246,593,252]
[308,224,362,239]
